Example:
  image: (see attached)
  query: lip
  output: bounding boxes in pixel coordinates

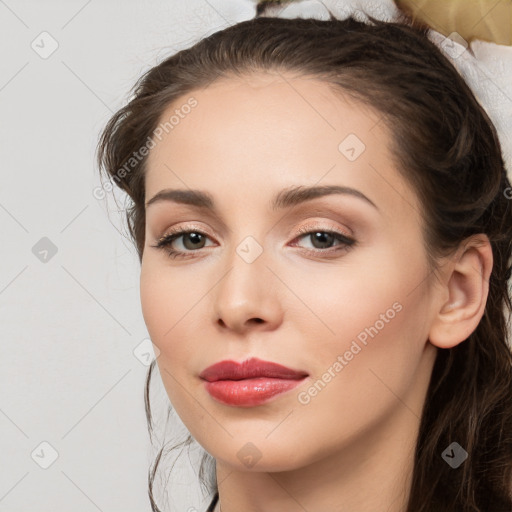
[199,357,309,407]
[199,357,309,382]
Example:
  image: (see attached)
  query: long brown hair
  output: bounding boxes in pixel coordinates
[96,10,512,512]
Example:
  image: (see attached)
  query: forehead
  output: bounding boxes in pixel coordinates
[147,72,383,167]
[144,72,419,221]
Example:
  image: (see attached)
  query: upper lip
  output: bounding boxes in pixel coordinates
[199,357,309,382]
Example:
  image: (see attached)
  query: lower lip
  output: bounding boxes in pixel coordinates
[203,377,307,407]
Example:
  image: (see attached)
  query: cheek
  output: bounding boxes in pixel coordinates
[140,264,204,420]
[140,261,197,361]
[289,300,425,468]
[295,280,414,401]
[291,239,429,387]
[139,264,167,343]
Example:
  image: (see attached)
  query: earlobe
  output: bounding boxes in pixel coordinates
[428,235,493,349]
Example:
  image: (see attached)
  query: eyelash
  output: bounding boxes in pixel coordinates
[150,224,356,260]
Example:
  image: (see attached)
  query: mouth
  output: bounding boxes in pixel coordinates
[199,356,309,381]
[199,357,309,407]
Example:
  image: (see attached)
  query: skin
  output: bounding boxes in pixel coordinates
[139,71,493,512]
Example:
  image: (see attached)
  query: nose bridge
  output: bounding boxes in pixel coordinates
[219,231,268,304]
[212,226,282,329]
[225,211,270,275]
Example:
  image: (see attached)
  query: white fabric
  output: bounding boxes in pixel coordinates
[252,0,512,178]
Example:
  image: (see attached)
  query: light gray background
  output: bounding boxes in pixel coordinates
[1,1,511,511]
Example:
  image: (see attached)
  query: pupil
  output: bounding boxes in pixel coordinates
[313,232,333,249]
[186,232,204,248]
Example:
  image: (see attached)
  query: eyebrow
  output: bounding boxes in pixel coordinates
[145,184,378,211]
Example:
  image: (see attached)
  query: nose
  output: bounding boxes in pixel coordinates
[212,248,284,335]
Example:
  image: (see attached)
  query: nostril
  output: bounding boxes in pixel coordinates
[217,317,264,328]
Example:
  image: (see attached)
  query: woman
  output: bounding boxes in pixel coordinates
[96,4,512,511]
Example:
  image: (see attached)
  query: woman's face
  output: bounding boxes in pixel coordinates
[140,72,439,472]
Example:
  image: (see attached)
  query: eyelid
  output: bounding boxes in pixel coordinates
[294,221,354,240]
[157,223,215,242]
[156,219,353,244]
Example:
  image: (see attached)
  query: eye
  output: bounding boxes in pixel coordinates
[290,224,356,256]
[150,224,356,260]
[150,226,215,259]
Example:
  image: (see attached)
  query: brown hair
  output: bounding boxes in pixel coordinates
[96,10,512,512]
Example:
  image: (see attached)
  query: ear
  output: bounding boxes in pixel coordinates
[428,234,493,349]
